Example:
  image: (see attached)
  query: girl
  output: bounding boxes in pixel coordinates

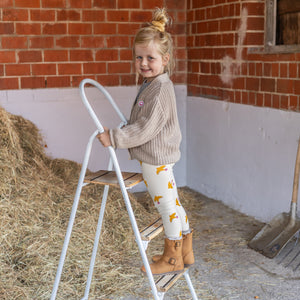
[98,8,194,276]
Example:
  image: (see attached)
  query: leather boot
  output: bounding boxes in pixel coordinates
[141,238,184,275]
[152,230,195,267]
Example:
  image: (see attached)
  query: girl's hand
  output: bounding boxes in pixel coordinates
[97,127,112,147]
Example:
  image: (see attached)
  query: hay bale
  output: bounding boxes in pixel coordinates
[0,106,155,299]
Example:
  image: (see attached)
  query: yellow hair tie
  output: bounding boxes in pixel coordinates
[151,20,165,32]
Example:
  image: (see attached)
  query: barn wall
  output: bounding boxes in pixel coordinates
[186,0,300,221]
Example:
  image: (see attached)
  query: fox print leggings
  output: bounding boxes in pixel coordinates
[141,162,190,240]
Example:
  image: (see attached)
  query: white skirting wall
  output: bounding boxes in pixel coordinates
[1,86,300,222]
[187,96,300,222]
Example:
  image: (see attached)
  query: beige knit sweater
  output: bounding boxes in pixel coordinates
[109,73,182,165]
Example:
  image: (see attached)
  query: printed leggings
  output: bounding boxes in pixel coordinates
[141,162,190,240]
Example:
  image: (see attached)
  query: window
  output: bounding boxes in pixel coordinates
[265,0,300,53]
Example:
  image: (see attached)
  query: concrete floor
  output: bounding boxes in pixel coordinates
[108,188,300,300]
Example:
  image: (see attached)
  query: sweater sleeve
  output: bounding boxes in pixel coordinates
[110,96,168,150]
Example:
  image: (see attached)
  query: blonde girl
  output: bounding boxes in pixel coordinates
[98,8,194,276]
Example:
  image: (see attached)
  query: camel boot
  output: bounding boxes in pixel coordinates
[141,238,184,275]
[152,230,195,267]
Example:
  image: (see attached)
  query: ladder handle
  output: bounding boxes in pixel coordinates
[79,78,128,134]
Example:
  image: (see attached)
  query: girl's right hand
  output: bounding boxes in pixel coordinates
[97,127,112,147]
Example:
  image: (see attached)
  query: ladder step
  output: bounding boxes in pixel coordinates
[84,170,143,188]
[140,218,163,241]
[155,269,187,292]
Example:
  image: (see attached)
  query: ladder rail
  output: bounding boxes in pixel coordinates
[50,129,99,300]
[79,78,127,134]
[82,158,113,300]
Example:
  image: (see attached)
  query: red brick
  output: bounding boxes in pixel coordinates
[70,50,94,61]
[30,9,55,21]
[263,63,272,77]
[16,23,41,35]
[68,0,92,8]
[83,62,106,74]
[243,2,264,16]
[0,0,13,8]
[245,32,264,46]
[21,77,45,89]
[289,63,298,78]
[108,62,131,73]
[30,37,54,48]
[3,9,28,21]
[264,93,272,108]
[118,23,140,35]
[0,78,19,89]
[82,10,105,22]
[256,93,264,107]
[44,50,68,62]
[56,36,79,48]
[130,11,152,22]
[43,23,67,35]
[107,10,129,22]
[69,23,92,35]
[94,0,116,9]
[246,77,260,91]
[94,23,117,34]
[0,23,14,34]
[261,78,275,92]
[15,0,40,8]
[271,63,279,77]
[256,63,262,76]
[280,63,288,78]
[281,95,289,110]
[6,64,30,76]
[0,51,16,63]
[277,79,293,94]
[294,81,300,95]
[32,63,56,75]
[97,74,120,86]
[142,0,164,9]
[118,0,139,8]
[57,10,81,21]
[2,37,28,49]
[71,75,96,87]
[18,50,42,62]
[46,76,71,87]
[42,0,66,8]
[106,36,129,48]
[273,94,280,109]
[58,63,82,75]
[289,95,298,111]
[0,65,3,76]
[95,49,118,61]
[247,17,264,31]
[120,74,135,85]
[81,37,105,48]
[120,49,133,60]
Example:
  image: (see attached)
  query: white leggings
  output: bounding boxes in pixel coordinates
[141,162,190,240]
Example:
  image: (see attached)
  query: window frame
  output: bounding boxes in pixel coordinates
[265,0,300,53]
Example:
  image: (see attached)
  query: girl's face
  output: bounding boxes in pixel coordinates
[135,41,169,80]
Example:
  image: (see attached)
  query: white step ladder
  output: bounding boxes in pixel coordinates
[50,78,198,300]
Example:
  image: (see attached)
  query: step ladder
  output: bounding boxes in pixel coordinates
[50,78,198,300]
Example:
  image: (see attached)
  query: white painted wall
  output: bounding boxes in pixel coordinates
[0,85,187,192]
[187,96,300,222]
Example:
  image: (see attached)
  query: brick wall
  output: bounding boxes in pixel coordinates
[187,0,300,112]
[0,0,187,90]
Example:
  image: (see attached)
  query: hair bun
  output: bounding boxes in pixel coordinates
[151,20,165,32]
[151,8,169,33]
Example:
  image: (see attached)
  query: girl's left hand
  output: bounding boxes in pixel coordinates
[97,127,111,147]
